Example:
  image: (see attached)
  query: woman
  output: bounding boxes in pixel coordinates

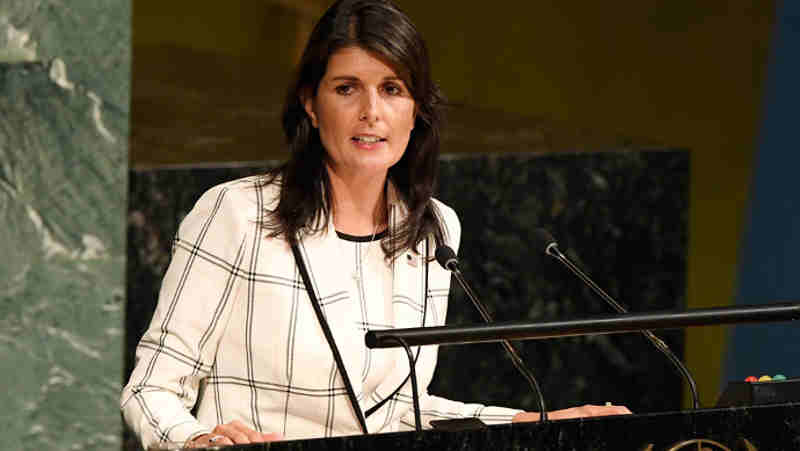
[121,1,628,448]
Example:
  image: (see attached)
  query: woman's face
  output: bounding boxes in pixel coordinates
[304,46,416,180]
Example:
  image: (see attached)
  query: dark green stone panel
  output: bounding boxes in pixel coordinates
[0,1,130,450]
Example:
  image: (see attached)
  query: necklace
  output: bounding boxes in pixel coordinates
[353,223,379,281]
[346,183,388,282]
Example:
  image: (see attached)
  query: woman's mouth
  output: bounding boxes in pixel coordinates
[351,135,387,149]
[352,135,386,144]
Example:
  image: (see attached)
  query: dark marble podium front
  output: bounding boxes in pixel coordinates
[162,404,800,450]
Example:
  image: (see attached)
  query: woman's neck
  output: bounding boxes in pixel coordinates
[327,166,388,236]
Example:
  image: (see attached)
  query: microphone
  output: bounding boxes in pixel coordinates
[533,229,701,410]
[435,245,549,422]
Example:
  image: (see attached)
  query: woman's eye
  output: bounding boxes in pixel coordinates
[335,85,354,95]
[384,83,404,96]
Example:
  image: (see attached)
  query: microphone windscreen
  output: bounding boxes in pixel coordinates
[434,245,457,270]
[532,228,557,252]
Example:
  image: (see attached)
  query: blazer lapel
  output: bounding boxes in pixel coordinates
[296,222,367,418]
[386,187,430,332]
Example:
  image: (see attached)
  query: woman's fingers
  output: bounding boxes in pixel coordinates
[512,404,632,423]
[605,405,632,415]
[549,404,632,420]
[215,420,260,443]
[212,424,249,444]
[186,433,234,448]
[232,420,266,443]
[192,420,282,446]
[261,432,284,441]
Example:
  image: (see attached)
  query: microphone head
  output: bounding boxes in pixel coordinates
[434,245,458,271]
[532,228,557,253]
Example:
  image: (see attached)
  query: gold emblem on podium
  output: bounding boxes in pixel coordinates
[640,437,757,451]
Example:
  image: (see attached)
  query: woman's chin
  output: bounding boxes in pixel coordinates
[329,156,402,178]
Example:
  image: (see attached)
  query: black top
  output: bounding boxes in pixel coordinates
[335,229,388,242]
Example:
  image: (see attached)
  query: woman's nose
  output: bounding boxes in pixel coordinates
[359,90,380,123]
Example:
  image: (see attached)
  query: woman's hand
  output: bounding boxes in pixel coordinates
[187,420,283,448]
[512,404,631,422]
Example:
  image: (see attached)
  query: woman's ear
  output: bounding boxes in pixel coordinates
[301,90,318,128]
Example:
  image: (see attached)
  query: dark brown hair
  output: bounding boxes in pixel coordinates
[262,0,447,260]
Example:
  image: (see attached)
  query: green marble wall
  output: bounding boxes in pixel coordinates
[0,1,130,450]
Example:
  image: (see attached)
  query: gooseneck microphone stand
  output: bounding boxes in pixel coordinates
[533,229,701,410]
[436,246,549,422]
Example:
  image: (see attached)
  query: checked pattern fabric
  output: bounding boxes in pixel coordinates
[121,176,521,450]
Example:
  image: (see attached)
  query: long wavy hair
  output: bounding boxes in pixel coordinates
[262,0,447,260]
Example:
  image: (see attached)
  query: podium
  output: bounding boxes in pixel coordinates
[195,403,799,450]
[156,304,800,450]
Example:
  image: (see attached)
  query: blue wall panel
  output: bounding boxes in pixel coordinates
[726,1,800,383]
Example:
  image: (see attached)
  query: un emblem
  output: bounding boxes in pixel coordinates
[640,437,757,451]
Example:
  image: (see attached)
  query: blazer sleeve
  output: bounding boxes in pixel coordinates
[120,183,251,450]
[408,200,523,427]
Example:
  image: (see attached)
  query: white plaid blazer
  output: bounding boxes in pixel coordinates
[121,176,520,449]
